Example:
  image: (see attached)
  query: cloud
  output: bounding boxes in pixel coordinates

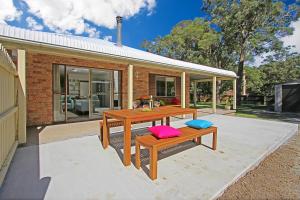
[22,0,156,35]
[26,16,43,30]
[281,19,300,53]
[103,35,113,41]
[0,0,22,24]
[84,23,100,38]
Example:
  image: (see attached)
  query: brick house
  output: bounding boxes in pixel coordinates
[0,20,236,126]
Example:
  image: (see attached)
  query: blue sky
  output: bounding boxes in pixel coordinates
[0,0,299,64]
[118,0,204,48]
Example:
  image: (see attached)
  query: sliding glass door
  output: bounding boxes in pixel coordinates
[90,69,112,117]
[53,64,121,122]
[53,64,66,122]
[67,67,89,121]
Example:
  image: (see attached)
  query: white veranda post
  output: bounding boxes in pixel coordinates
[181,71,186,108]
[17,49,26,144]
[127,64,133,109]
[212,76,217,113]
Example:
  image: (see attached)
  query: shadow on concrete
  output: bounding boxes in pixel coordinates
[109,128,149,164]
[0,126,51,199]
[25,126,45,147]
[109,128,212,179]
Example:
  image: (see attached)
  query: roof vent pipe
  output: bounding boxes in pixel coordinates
[116,16,122,47]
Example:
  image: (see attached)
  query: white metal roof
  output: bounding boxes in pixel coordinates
[0,24,236,78]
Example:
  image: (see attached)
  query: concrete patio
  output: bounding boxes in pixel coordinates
[0,115,298,200]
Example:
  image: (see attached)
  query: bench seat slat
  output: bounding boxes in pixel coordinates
[136,126,217,149]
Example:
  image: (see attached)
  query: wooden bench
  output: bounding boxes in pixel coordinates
[99,118,164,142]
[135,126,217,180]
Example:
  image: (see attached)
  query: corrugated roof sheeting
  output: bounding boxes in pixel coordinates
[0,24,236,77]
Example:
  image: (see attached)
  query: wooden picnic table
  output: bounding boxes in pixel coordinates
[102,106,197,166]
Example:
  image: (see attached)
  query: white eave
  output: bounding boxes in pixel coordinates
[0,24,236,78]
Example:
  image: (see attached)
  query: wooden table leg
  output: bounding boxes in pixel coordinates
[102,113,109,149]
[166,117,170,126]
[135,140,141,169]
[123,118,132,166]
[150,147,158,180]
[197,136,202,145]
[192,110,198,143]
[212,129,217,150]
[152,121,156,127]
[193,110,197,120]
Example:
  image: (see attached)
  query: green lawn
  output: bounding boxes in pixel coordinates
[190,102,226,109]
[235,112,259,118]
[235,104,271,119]
[191,102,271,119]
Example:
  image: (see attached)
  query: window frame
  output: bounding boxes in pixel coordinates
[155,75,176,97]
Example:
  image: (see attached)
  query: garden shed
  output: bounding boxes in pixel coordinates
[274,80,300,112]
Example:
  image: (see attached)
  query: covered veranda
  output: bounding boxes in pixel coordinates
[189,73,237,112]
[126,63,237,111]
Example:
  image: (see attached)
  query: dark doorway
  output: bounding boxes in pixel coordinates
[282,84,300,112]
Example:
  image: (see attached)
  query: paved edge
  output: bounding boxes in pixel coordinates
[211,124,299,200]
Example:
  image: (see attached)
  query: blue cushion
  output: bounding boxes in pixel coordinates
[185,119,213,129]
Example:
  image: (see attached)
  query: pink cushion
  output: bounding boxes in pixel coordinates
[148,125,181,139]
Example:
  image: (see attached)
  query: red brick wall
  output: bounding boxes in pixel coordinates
[26,52,127,126]
[26,53,52,125]
[25,52,190,125]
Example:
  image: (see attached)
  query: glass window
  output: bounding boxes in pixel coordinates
[91,69,112,116]
[113,71,122,109]
[156,76,175,97]
[53,64,66,122]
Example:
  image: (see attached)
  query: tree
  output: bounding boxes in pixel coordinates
[259,54,300,96]
[143,18,236,103]
[142,18,220,65]
[243,53,300,96]
[244,66,264,95]
[203,0,299,105]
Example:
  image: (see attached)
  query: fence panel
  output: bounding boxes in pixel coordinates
[0,44,18,186]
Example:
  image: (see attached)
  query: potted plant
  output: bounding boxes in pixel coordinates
[224,97,232,110]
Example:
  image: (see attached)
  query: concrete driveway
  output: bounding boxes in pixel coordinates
[0,115,298,200]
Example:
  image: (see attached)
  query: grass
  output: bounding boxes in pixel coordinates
[190,102,226,109]
[235,112,259,118]
[237,104,269,111]
[236,104,273,119]
[191,102,272,119]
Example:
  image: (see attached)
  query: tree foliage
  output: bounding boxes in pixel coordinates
[142,18,235,69]
[203,0,299,104]
[244,66,264,95]
[245,54,300,96]
[260,54,300,95]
